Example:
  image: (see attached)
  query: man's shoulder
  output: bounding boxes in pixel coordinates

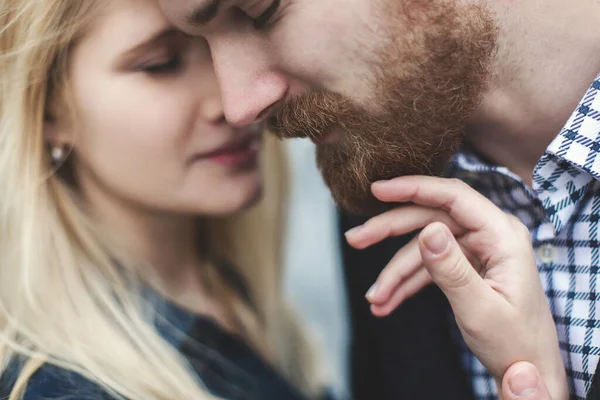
[0,361,115,400]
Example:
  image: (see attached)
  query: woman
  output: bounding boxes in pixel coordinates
[0,1,329,399]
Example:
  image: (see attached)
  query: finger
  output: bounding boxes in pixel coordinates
[418,222,498,316]
[370,268,433,317]
[455,234,486,277]
[371,176,508,233]
[502,362,553,400]
[345,205,464,250]
[367,232,483,305]
[366,236,422,304]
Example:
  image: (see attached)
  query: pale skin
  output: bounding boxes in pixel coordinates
[346,177,568,400]
[154,0,600,308]
[150,0,600,398]
[365,0,600,321]
[46,0,266,332]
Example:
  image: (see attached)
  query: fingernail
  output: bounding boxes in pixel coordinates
[423,225,450,255]
[366,283,378,300]
[345,225,364,237]
[509,367,539,397]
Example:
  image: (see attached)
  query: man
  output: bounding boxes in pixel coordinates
[157,0,600,398]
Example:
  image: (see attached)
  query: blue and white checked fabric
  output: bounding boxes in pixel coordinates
[447,73,600,399]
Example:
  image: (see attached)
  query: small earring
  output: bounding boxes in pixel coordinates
[51,146,65,163]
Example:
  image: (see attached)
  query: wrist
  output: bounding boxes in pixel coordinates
[494,377,504,400]
[542,361,568,400]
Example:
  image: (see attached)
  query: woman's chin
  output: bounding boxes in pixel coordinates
[232,186,263,214]
[198,185,264,217]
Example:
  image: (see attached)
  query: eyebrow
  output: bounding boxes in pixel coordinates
[117,27,181,64]
[187,0,221,27]
[133,27,179,51]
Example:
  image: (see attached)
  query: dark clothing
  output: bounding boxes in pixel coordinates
[0,267,333,400]
[339,211,475,400]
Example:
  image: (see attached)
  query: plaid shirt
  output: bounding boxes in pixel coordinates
[447,73,600,399]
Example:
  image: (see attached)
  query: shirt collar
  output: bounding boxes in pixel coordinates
[449,74,600,235]
[147,290,197,348]
[542,75,600,180]
[530,74,600,234]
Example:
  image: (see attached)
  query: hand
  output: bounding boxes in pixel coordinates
[502,362,555,400]
[345,176,568,399]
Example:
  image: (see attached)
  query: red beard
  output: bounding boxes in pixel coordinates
[269,0,498,215]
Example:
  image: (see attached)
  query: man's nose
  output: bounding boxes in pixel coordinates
[210,37,288,127]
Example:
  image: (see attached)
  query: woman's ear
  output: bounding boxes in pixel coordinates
[44,100,72,148]
[44,100,73,165]
[44,112,59,144]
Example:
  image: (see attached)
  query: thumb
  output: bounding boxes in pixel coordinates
[502,362,553,400]
[418,222,493,316]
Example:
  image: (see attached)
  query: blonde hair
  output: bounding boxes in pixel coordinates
[0,1,327,399]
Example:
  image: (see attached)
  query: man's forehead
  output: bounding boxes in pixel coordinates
[158,0,245,30]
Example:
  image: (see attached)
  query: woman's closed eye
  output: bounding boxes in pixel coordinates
[139,55,183,75]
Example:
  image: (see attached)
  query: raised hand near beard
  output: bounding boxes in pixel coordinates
[345,176,568,399]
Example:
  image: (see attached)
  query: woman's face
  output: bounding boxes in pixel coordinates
[49,0,264,217]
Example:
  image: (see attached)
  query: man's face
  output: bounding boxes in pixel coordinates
[159,0,498,215]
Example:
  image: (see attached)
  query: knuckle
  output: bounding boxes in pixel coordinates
[448,178,473,194]
[438,252,472,290]
[379,264,404,283]
[448,178,467,188]
[363,217,382,235]
[499,213,523,233]
[509,216,531,239]
[506,214,521,226]
[367,208,407,237]
[392,292,407,308]
[366,212,390,230]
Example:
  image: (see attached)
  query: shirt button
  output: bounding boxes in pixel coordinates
[537,244,555,264]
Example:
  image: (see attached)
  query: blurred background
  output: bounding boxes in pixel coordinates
[282,140,351,400]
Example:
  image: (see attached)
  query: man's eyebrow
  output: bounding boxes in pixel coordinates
[187,0,221,27]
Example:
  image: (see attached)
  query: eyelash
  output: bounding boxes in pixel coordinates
[252,0,280,30]
[141,55,182,74]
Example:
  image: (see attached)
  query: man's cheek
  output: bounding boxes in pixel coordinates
[272,14,355,87]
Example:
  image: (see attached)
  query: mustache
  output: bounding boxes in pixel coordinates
[268,91,356,141]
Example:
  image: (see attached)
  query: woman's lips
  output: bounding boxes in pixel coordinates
[207,138,259,167]
[193,134,261,168]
